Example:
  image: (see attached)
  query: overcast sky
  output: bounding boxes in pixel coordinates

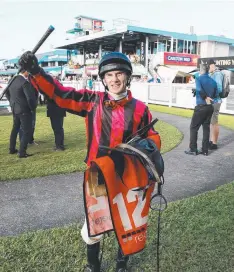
[1,0,234,59]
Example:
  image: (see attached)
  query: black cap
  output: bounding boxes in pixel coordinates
[207,59,216,65]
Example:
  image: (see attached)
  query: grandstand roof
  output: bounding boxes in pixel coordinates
[56,25,234,53]
[38,55,67,63]
[6,50,68,65]
[74,15,105,22]
[57,25,143,52]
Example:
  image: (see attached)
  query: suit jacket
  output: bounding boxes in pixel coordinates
[47,99,66,118]
[29,75,39,108]
[6,75,37,115]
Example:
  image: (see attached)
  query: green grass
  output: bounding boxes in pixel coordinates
[149,104,234,130]
[1,182,233,272]
[1,105,233,271]
[0,106,182,181]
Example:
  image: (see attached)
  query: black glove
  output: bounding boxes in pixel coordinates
[18,51,40,75]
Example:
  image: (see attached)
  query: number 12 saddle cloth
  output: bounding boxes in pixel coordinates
[83,135,164,256]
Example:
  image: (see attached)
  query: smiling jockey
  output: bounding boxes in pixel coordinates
[18,51,161,272]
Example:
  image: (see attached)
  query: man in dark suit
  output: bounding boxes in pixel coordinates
[18,75,39,145]
[46,71,66,151]
[47,98,66,151]
[6,70,37,158]
[28,76,39,145]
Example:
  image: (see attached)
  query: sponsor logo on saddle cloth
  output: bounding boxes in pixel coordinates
[84,154,155,256]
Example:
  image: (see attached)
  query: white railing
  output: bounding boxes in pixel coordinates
[130,82,234,115]
[223,85,234,114]
[1,81,234,115]
[58,81,234,115]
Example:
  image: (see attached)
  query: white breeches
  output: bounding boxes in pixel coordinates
[81,220,103,245]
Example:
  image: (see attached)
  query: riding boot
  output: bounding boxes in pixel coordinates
[115,247,129,272]
[84,242,101,272]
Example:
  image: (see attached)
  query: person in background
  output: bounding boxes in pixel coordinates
[47,73,66,151]
[208,59,223,150]
[147,77,154,83]
[156,75,161,83]
[81,72,88,89]
[47,98,66,151]
[87,77,93,90]
[148,75,161,83]
[185,64,218,156]
[142,75,148,82]
[188,76,195,84]
[38,93,45,105]
[19,74,39,145]
[6,70,37,158]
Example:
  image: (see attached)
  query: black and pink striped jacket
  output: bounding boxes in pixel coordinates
[33,70,160,165]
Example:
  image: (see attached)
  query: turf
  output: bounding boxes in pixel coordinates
[0,106,182,181]
[1,182,233,271]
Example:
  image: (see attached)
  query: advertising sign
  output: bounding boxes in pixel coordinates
[93,20,102,31]
[164,52,199,66]
[197,56,234,69]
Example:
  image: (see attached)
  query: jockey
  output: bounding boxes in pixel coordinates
[18,51,161,272]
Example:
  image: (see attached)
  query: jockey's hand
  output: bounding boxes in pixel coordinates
[18,51,40,75]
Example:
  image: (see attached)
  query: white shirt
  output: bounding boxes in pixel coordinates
[19,73,28,81]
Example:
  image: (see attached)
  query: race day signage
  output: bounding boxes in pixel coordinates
[164,52,199,66]
[197,56,234,69]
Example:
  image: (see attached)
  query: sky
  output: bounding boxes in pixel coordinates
[1,0,234,59]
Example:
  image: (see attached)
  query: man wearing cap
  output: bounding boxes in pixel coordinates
[18,51,161,272]
[208,59,223,150]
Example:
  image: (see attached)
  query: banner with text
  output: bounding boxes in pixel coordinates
[197,57,234,69]
[164,52,199,66]
[93,21,103,31]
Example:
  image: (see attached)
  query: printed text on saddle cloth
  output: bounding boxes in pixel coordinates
[84,156,155,255]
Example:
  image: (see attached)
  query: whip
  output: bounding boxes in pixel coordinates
[0,25,55,100]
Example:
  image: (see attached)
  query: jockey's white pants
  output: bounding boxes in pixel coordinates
[81,220,103,245]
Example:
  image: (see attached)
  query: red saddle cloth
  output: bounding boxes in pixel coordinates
[84,154,155,256]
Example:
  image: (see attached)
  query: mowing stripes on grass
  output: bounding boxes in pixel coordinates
[1,105,233,271]
[0,106,182,181]
[1,183,233,271]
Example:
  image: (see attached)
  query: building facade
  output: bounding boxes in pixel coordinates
[57,17,234,79]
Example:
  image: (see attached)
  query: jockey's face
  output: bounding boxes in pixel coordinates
[103,70,128,94]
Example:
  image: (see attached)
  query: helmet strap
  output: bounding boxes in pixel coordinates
[126,75,132,88]
[101,78,109,92]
